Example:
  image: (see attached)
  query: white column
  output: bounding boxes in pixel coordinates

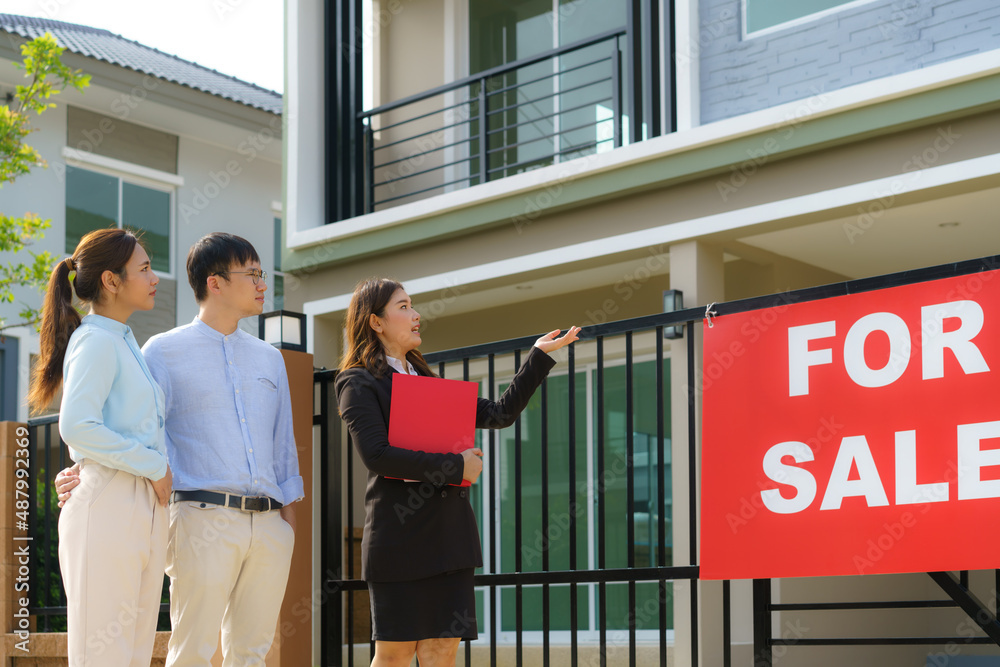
[674,0,700,131]
[669,240,723,667]
[286,0,327,236]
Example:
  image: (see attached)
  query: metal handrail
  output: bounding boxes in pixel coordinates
[483,53,614,98]
[358,28,625,119]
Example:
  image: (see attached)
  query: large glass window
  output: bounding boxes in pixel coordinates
[745,0,873,34]
[65,166,173,274]
[474,355,672,638]
[272,216,284,310]
[469,0,629,179]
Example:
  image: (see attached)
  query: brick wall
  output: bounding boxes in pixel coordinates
[699,0,1000,124]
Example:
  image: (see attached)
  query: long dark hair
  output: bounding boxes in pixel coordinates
[27,228,141,413]
[339,277,435,378]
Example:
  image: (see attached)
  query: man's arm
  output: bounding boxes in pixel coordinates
[273,354,305,506]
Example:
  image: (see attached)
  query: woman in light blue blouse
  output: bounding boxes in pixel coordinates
[28,228,172,667]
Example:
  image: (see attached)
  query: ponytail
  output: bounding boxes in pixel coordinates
[27,228,139,414]
[27,257,80,413]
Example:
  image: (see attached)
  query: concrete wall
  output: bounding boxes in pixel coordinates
[699,0,1000,124]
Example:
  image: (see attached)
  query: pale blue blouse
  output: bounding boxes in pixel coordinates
[59,314,168,480]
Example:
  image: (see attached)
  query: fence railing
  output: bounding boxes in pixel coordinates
[317,307,708,667]
[317,254,1000,666]
[18,256,1000,664]
[24,415,68,632]
[24,415,171,632]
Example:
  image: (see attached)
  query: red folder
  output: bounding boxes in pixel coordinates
[388,373,479,486]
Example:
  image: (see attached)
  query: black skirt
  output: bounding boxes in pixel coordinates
[369,568,478,641]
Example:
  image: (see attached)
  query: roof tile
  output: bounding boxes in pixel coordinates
[0,13,281,114]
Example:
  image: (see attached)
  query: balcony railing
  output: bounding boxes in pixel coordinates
[325,0,671,221]
[360,28,633,212]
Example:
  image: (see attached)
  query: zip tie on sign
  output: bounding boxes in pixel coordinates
[705,302,718,328]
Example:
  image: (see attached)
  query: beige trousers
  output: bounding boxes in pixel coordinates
[165,501,294,667]
[58,460,168,667]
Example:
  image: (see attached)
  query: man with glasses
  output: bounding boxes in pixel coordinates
[153,232,302,666]
[60,232,302,665]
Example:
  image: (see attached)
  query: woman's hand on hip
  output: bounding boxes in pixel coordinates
[461,447,484,485]
[533,326,581,354]
[55,463,81,508]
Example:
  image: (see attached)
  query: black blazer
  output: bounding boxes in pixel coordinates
[335,346,556,582]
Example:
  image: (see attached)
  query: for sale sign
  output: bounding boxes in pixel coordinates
[700,266,1000,580]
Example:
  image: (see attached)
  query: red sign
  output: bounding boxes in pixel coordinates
[700,267,1000,580]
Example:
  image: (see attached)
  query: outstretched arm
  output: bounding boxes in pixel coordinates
[477,327,579,429]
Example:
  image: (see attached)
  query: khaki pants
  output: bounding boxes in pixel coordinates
[58,460,168,667]
[165,500,294,667]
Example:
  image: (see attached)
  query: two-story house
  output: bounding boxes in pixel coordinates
[0,13,284,422]
[284,1,1000,664]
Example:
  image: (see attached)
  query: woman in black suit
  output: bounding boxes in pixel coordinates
[335,278,579,667]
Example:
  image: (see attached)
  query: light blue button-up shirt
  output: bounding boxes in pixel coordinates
[59,314,168,480]
[142,317,304,505]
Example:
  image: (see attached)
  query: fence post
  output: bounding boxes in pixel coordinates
[753,579,772,667]
[272,350,316,667]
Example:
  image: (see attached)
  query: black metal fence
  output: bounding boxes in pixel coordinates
[24,415,68,632]
[318,310,706,667]
[19,255,1000,665]
[24,416,172,631]
[318,254,1000,667]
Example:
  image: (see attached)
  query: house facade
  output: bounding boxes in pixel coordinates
[284,0,1000,664]
[0,14,284,422]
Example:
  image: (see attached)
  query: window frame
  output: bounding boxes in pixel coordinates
[477,351,674,644]
[62,148,181,280]
[272,204,285,312]
[742,0,880,38]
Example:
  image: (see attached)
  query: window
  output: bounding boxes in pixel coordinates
[0,336,18,421]
[65,166,173,274]
[744,0,878,35]
[473,356,672,639]
[468,0,632,180]
[273,216,284,310]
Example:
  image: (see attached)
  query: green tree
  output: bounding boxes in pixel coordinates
[1,32,90,332]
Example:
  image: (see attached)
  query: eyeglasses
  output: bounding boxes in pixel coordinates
[218,269,267,285]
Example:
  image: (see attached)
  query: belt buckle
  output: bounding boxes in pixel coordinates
[241,496,268,512]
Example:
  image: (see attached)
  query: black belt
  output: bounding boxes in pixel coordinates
[170,490,283,513]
